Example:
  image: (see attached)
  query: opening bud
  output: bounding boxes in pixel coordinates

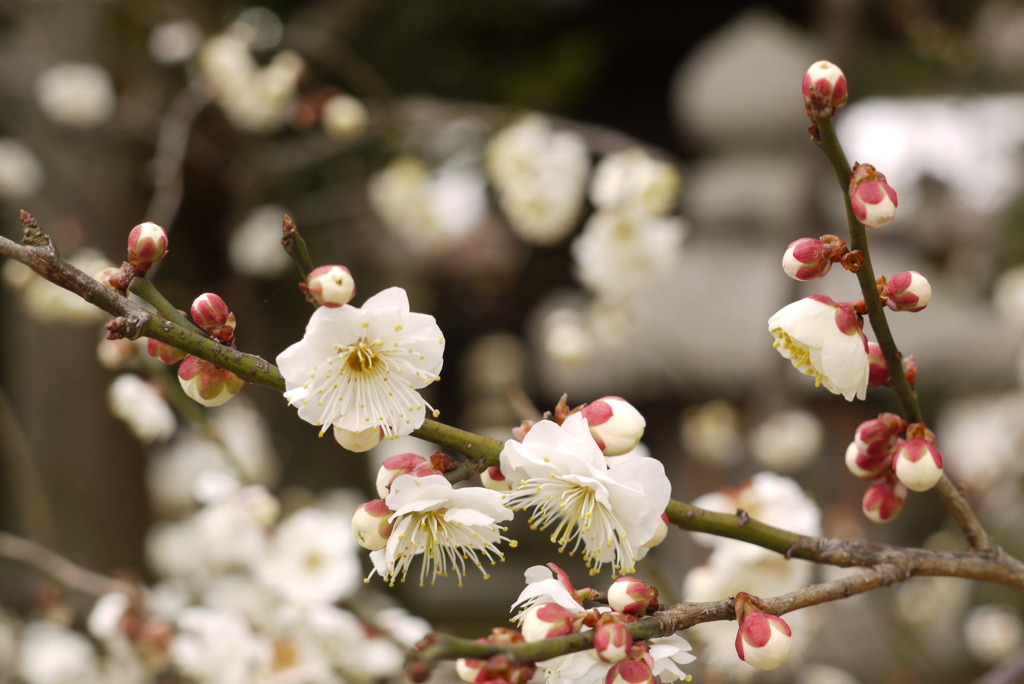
[849,163,898,228]
[594,618,634,664]
[845,440,893,480]
[893,437,944,492]
[519,602,582,642]
[375,453,430,497]
[177,356,244,407]
[802,60,848,119]
[781,237,838,281]
[351,499,394,551]
[191,293,236,343]
[862,473,908,523]
[885,271,931,312]
[305,264,356,308]
[733,593,793,671]
[607,576,659,616]
[580,396,646,456]
[127,222,169,272]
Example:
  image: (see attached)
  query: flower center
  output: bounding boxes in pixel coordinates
[343,338,385,372]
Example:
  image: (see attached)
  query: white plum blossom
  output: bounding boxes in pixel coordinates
[107,374,177,444]
[228,204,294,278]
[369,473,514,586]
[276,287,445,447]
[589,147,681,217]
[0,138,45,200]
[171,607,269,684]
[486,114,591,245]
[501,413,671,575]
[33,62,117,129]
[769,295,869,401]
[18,620,99,684]
[257,508,361,604]
[747,408,825,473]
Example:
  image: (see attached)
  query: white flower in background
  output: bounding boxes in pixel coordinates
[257,508,361,604]
[253,632,334,684]
[539,302,595,366]
[0,138,45,200]
[172,607,269,684]
[590,147,681,217]
[33,62,117,129]
[107,374,177,444]
[148,19,203,65]
[796,664,861,684]
[201,575,280,633]
[193,482,277,574]
[571,210,687,301]
[11,248,115,324]
[210,395,280,485]
[769,296,869,401]
[748,408,825,473]
[963,604,1024,665]
[486,114,590,245]
[993,264,1024,335]
[18,620,99,684]
[368,155,486,254]
[369,473,514,586]
[228,204,293,278]
[679,399,744,467]
[276,287,445,446]
[321,93,369,142]
[501,413,671,575]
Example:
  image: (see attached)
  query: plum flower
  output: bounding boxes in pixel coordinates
[369,474,514,587]
[768,295,869,401]
[500,413,671,575]
[276,287,445,447]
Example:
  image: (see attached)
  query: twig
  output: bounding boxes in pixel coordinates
[0,531,133,597]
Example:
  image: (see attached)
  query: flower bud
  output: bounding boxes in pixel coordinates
[321,93,369,142]
[885,271,931,312]
[849,163,898,228]
[375,453,430,497]
[605,658,655,684]
[902,354,918,389]
[480,466,511,491]
[94,265,122,290]
[854,413,905,455]
[191,293,236,343]
[782,237,832,281]
[594,619,633,663]
[607,577,659,616]
[844,440,893,480]
[177,356,244,407]
[580,396,646,456]
[305,264,356,308]
[734,595,793,671]
[127,222,169,272]
[351,499,394,551]
[893,438,944,492]
[333,426,382,452]
[519,602,581,642]
[802,60,848,119]
[455,657,484,684]
[146,338,188,365]
[642,513,669,549]
[862,473,907,523]
[867,341,889,387]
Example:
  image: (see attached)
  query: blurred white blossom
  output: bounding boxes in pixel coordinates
[0,138,45,200]
[589,147,681,217]
[963,604,1024,665]
[748,408,825,473]
[228,204,293,277]
[18,620,99,684]
[149,19,203,65]
[108,374,177,444]
[33,62,117,129]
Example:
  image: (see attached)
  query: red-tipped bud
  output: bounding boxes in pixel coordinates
[375,453,429,497]
[94,266,122,290]
[177,356,244,407]
[605,658,655,684]
[845,440,893,480]
[893,438,944,492]
[854,413,906,455]
[580,396,646,456]
[127,222,169,272]
[885,271,931,312]
[351,499,394,551]
[594,619,634,664]
[849,163,898,228]
[782,237,833,281]
[481,466,511,491]
[867,341,889,386]
[146,338,188,365]
[734,594,793,671]
[519,602,581,642]
[191,293,236,343]
[333,426,383,453]
[802,60,848,119]
[607,576,659,616]
[862,473,907,523]
[902,355,918,389]
[305,264,356,308]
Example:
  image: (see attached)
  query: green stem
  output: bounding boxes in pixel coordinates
[130,276,207,337]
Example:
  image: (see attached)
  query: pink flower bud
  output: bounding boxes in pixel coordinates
[893,438,944,492]
[454,657,484,684]
[867,341,889,387]
[177,356,245,407]
[885,271,931,312]
[191,293,236,343]
[375,453,429,497]
[734,597,793,671]
[845,440,893,480]
[782,238,833,281]
[146,338,187,365]
[481,465,511,491]
[305,264,356,308]
[519,602,581,642]
[351,499,394,551]
[594,620,633,663]
[802,60,848,119]
[607,577,659,616]
[94,266,122,290]
[580,396,646,456]
[862,473,907,523]
[902,355,918,389]
[854,413,905,455]
[605,659,655,684]
[333,426,382,452]
[849,163,898,228]
[127,222,169,272]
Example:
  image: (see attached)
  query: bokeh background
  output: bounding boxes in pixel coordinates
[3,0,1024,682]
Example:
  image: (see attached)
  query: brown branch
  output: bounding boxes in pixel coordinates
[0,531,133,597]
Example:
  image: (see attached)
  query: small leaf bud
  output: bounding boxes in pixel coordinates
[127,222,169,273]
[607,576,659,616]
[191,293,236,343]
[885,271,931,312]
[862,473,908,523]
[177,356,244,407]
[351,499,394,551]
[580,396,646,456]
[849,163,898,228]
[802,60,848,119]
[305,264,356,308]
[893,438,944,492]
